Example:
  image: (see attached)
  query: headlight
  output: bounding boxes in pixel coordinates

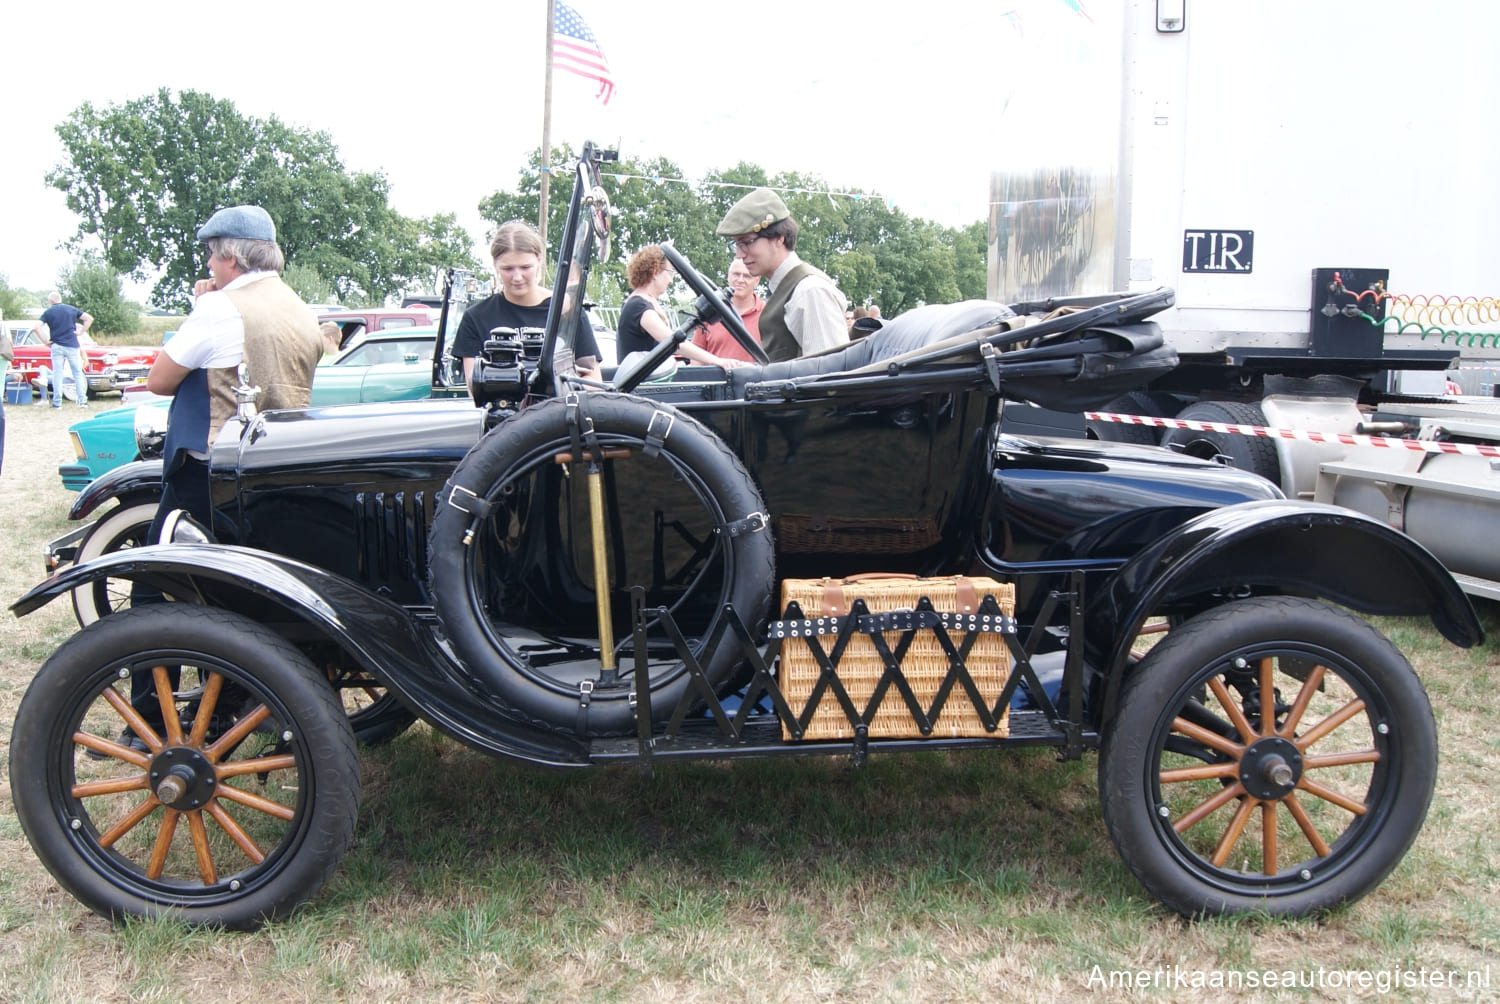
[161,509,214,544]
[134,404,169,460]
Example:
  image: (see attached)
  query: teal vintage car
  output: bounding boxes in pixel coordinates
[59,327,448,490]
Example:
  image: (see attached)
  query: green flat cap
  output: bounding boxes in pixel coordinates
[716,188,790,236]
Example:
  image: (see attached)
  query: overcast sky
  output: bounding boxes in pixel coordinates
[1,0,1115,299]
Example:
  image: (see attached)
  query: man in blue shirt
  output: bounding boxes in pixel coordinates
[35,291,93,408]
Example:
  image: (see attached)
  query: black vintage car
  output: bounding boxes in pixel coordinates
[10,143,1482,929]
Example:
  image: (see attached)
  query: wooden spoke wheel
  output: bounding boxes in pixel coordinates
[325,662,416,746]
[1099,596,1437,917]
[9,606,360,929]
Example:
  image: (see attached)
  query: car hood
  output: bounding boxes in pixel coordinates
[231,399,484,475]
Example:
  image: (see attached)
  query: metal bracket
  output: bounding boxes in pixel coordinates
[979,341,1003,392]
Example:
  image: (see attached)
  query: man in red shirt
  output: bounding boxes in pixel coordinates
[693,259,764,363]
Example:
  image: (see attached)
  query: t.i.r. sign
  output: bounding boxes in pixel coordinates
[1182,230,1254,273]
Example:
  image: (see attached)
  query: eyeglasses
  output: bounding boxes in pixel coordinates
[729,234,766,255]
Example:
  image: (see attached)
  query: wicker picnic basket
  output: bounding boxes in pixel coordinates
[775,573,1015,741]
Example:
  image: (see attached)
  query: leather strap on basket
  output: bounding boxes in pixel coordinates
[819,573,915,615]
[815,573,980,616]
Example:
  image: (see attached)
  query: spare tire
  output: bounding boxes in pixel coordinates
[1160,400,1282,487]
[428,393,775,735]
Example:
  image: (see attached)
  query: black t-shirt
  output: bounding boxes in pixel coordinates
[615,294,658,359]
[452,293,599,362]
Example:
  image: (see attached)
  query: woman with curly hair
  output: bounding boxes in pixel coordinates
[616,244,745,372]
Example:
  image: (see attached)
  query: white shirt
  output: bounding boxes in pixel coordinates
[769,252,849,355]
[163,271,277,370]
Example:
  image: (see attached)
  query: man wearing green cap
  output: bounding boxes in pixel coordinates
[717,188,848,361]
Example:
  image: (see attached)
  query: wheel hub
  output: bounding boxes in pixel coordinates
[149,747,218,810]
[1238,735,1303,800]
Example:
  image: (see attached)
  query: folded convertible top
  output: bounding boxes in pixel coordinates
[735,287,1179,412]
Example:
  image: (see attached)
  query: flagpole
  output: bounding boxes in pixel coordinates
[540,0,554,250]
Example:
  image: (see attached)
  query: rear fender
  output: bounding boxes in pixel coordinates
[12,544,590,769]
[70,459,163,521]
[1088,499,1482,721]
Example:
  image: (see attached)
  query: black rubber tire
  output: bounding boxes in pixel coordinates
[1086,390,1170,446]
[1159,401,1282,486]
[9,605,360,929]
[1098,596,1437,918]
[70,502,157,627]
[428,393,776,735]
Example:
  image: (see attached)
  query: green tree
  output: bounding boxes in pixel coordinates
[477,143,580,260]
[0,274,30,325]
[950,220,990,301]
[281,263,336,306]
[48,89,481,310]
[59,256,139,336]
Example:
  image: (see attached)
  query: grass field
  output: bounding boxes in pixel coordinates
[0,400,1497,1002]
[88,315,182,348]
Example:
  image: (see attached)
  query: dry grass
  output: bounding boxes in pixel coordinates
[1,398,1498,1002]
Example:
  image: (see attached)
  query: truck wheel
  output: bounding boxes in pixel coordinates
[70,502,157,627]
[1098,596,1436,917]
[429,393,776,736]
[8,605,360,929]
[1087,390,1171,446]
[1160,401,1281,485]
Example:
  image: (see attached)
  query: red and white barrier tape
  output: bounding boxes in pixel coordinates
[1084,412,1500,459]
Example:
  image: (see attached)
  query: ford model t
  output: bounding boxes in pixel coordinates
[9,144,1482,929]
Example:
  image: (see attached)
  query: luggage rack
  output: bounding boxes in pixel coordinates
[589,579,1098,775]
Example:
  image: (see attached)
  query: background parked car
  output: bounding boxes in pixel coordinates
[7,322,160,398]
[316,308,438,353]
[59,326,452,489]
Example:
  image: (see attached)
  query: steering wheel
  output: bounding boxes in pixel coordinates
[661,243,770,365]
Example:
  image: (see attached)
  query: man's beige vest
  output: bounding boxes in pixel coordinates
[213,277,322,438]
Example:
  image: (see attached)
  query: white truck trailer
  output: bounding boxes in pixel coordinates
[987,0,1500,597]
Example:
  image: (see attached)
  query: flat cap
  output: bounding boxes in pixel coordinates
[196,205,277,242]
[716,188,789,236]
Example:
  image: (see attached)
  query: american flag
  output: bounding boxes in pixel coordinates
[553,2,615,105]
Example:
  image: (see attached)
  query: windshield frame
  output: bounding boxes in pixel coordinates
[536,142,606,392]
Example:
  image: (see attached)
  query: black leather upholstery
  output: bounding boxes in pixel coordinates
[728,300,1015,397]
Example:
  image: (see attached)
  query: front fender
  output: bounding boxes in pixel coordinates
[1089,499,1483,719]
[70,459,164,521]
[12,544,590,769]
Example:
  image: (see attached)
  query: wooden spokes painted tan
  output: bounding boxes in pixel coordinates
[71,666,298,886]
[1159,657,1379,876]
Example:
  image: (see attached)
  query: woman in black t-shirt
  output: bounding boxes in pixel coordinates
[452,221,599,393]
[616,245,744,371]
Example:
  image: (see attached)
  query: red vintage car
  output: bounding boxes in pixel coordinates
[5,321,161,397]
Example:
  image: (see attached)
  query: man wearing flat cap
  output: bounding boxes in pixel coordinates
[717,188,848,361]
[143,204,322,539]
[111,205,324,750]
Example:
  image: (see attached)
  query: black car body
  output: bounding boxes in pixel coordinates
[11,143,1482,930]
